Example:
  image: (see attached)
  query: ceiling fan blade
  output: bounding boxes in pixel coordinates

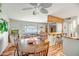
[39,3,52,8]
[40,8,48,14]
[30,3,38,6]
[22,7,34,10]
[33,10,37,15]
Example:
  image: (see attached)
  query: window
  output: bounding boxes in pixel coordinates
[24,25,37,34]
[73,20,76,29]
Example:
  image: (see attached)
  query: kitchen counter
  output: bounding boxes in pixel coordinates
[63,36,79,40]
[49,32,62,35]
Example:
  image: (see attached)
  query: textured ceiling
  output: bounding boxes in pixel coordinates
[1,3,79,22]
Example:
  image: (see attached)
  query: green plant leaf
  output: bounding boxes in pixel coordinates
[0,18,8,33]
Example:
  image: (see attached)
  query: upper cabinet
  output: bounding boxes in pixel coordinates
[48,15,64,35]
[48,15,64,23]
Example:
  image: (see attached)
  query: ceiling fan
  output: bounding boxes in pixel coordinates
[22,3,52,15]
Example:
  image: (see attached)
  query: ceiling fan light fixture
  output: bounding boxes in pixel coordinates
[33,11,36,15]
[33,8,39,15]
[33,10,39,15]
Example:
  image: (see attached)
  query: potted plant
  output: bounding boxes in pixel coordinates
[0,18,8,34]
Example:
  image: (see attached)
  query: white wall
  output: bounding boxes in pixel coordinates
[0,32,8,54]
[10,21,46,37]
[19,14,48,23]
[0,9,9,54]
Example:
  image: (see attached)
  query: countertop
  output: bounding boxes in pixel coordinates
[63,36,79,40]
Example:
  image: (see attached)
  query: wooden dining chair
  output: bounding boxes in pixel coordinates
[19,42,49,56]
[34,42,49,56]
[20,44,37,56]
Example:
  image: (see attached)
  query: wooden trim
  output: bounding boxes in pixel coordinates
[48,15,64,23]
[62,23,63,35]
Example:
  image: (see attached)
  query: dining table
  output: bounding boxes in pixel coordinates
[17,37,45,56]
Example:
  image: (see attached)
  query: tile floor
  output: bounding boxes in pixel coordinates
[1,43,64,56]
